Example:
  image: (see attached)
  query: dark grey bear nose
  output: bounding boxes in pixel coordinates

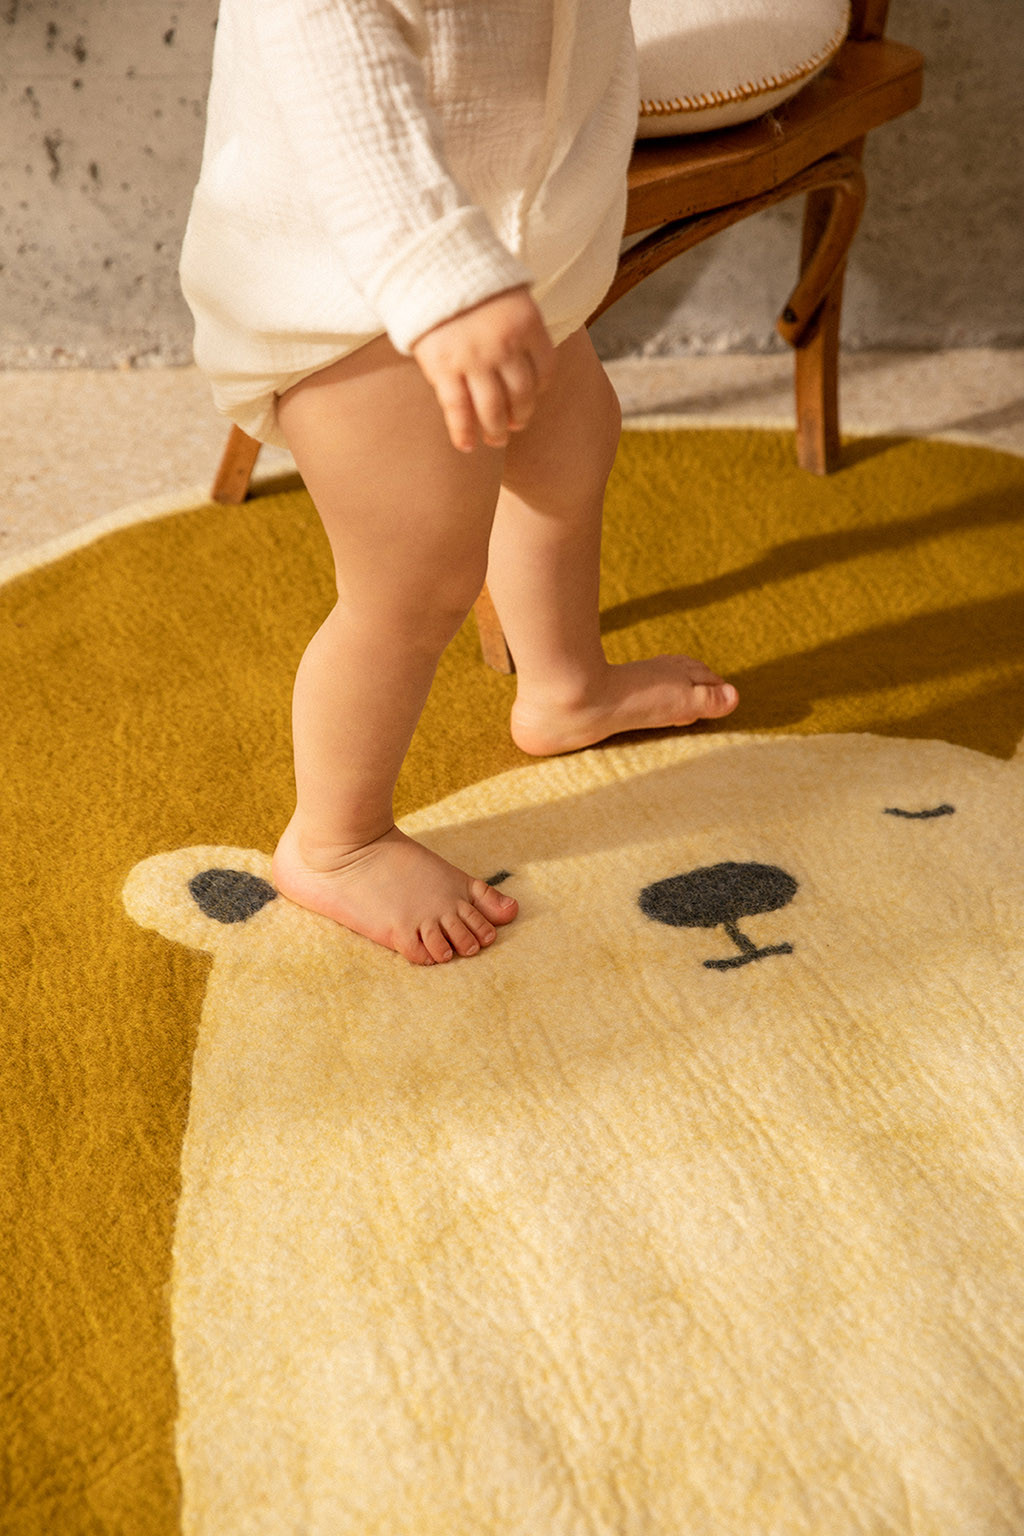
[638,861,797,970]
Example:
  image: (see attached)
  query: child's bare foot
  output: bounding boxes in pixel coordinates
[271,820,518,965]
[509,656,739,757]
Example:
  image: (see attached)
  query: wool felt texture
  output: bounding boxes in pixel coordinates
[2,427,1023,1532]
[124,728,1024,1534]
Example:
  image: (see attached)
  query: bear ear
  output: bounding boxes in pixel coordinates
[122,846,279,954]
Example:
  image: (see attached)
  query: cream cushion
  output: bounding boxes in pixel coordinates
[634,0,851,137]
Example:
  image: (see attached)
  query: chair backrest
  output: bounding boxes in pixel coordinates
[849,0,890,40]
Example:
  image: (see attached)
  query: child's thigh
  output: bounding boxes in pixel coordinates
[276,333,484,500]
[500,326,622,508]
[275,335,505,579]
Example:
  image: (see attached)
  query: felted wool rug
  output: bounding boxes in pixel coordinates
[3,427,1024,1533]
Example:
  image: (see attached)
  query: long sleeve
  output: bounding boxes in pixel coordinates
[248,0,536,352]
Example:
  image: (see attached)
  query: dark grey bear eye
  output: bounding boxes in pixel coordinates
[189,868,278,922]
[883,804,955,819]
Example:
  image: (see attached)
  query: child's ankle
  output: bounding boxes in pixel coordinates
[278,813,397,872]
[514,658,609,712]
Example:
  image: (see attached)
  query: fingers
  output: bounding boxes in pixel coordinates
[434,374,516,454]
[456,347,554,451]
[496,353,541,431]
[467,355,536,448]
[434,375,484,455]
[411,287,556,454]
[466,368,514,449]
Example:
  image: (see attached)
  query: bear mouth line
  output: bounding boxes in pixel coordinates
[703,919,794,970]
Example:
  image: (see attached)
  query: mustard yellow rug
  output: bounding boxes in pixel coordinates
[3,428,1023,1532]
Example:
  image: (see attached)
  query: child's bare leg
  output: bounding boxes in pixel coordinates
[270,335,518,965]
[484,326,739,755]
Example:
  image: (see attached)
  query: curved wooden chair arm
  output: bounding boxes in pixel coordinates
[590,151,866,348]
[776,156,865,345]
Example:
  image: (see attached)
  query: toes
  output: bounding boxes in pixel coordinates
[403,931,439,966]
[472,878,519,925]
[402,886,515,966]
[419,911,489,962]
[457,900,497,949]
[418,922,455,965]
[442,911,483,958]
[693,681,739,719]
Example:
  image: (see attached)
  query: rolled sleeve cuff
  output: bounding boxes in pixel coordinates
[366,204,536,355]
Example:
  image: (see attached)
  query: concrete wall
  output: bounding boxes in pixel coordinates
[2,0,1021,368]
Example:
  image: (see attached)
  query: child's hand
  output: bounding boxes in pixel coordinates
[410,286,557,453]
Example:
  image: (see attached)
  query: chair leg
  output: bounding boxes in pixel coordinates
[793,139,866,475]
[793,271,844,475]
[211,425,262,504]
[473,581,515,674]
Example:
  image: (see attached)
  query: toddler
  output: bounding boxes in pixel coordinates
[180,0,739,966]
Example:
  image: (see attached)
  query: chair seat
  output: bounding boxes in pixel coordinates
[625,37,923,234]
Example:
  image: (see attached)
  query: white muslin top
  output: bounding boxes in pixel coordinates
[179,0,639,445]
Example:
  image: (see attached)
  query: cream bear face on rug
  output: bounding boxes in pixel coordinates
[124,731,1024,1536]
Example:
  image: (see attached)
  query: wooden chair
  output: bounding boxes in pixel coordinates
[209,0,923,673]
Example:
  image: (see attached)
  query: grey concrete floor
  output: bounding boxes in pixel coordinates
[2,348,1022,571]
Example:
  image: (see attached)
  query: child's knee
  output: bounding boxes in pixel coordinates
[416,568,489,648]
[502,354,621,509]
[342,546,489,651]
